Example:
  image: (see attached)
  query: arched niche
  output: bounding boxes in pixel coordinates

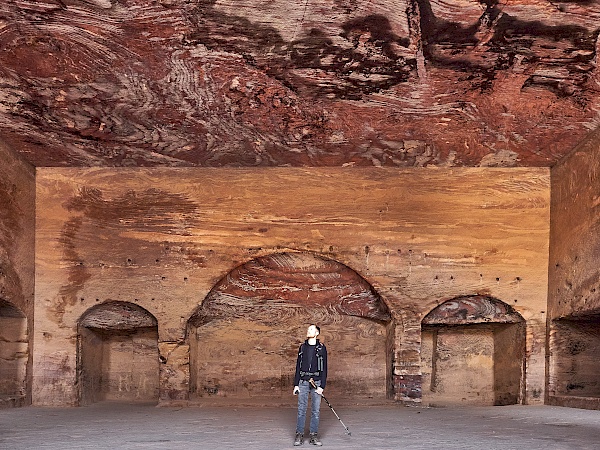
[187,252,393,403]
[420,295,525,406]
[550,311,600,403]
[0,299,28,406]
[77,301,159,405]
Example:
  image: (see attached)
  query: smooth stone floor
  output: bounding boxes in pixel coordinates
[1,402,599,449]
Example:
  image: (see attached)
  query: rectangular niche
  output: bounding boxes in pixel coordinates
[421,323,525,406]
[549,316,600,408]
[78,327,159,405]
[189,316,390,403]
[0,314,28,402]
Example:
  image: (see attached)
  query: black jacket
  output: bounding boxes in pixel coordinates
[294,339,327,389]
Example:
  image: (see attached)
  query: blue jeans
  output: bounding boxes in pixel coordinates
[296,379,322,434]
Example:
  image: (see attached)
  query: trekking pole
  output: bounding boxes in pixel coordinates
[309,378,351,436]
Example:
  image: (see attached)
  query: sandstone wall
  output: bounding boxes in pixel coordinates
[0,139,35,407]
[33,167,549,406]
[548,127,600,409]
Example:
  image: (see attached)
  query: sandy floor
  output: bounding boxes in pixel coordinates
[1,402,599,449]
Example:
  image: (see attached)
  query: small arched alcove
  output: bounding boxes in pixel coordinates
[550,311,600,402]
[421,295,525,406]
[77,301,159,405]
[0,299,28,406]
[187,252,393,404]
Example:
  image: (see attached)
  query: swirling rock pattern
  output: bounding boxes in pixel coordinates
[0,0,599,168]
[79,300,158,330]
[190,251,391,326]
[422,294,524,325]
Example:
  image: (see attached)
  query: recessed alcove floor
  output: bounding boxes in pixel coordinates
[1,402,599,449]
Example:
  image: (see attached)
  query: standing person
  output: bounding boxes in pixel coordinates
[293,324,327,446]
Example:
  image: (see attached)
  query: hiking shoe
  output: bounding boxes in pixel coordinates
[294,432,304,446]
[309,433,322,446]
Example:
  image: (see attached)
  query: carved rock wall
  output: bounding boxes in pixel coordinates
[0,139,35,407]
[548,127,600,409]
[549,128,600,320]
[33,167,549,405]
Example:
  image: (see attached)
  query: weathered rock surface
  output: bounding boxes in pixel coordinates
[0,0,598,167]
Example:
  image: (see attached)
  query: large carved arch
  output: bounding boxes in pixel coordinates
[77,301,159,405]
[188,251,394,403]
[421,295,525,406]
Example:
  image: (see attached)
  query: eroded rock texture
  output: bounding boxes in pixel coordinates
[79,301,158,330]
[422,295,524,325]
[190,252,391,327]
[0,0,598,168]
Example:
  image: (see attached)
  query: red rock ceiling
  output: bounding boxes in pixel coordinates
[0,0,599,167]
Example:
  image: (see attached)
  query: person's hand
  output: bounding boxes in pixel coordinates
[316,387,323,395]
[293,386,299,395]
